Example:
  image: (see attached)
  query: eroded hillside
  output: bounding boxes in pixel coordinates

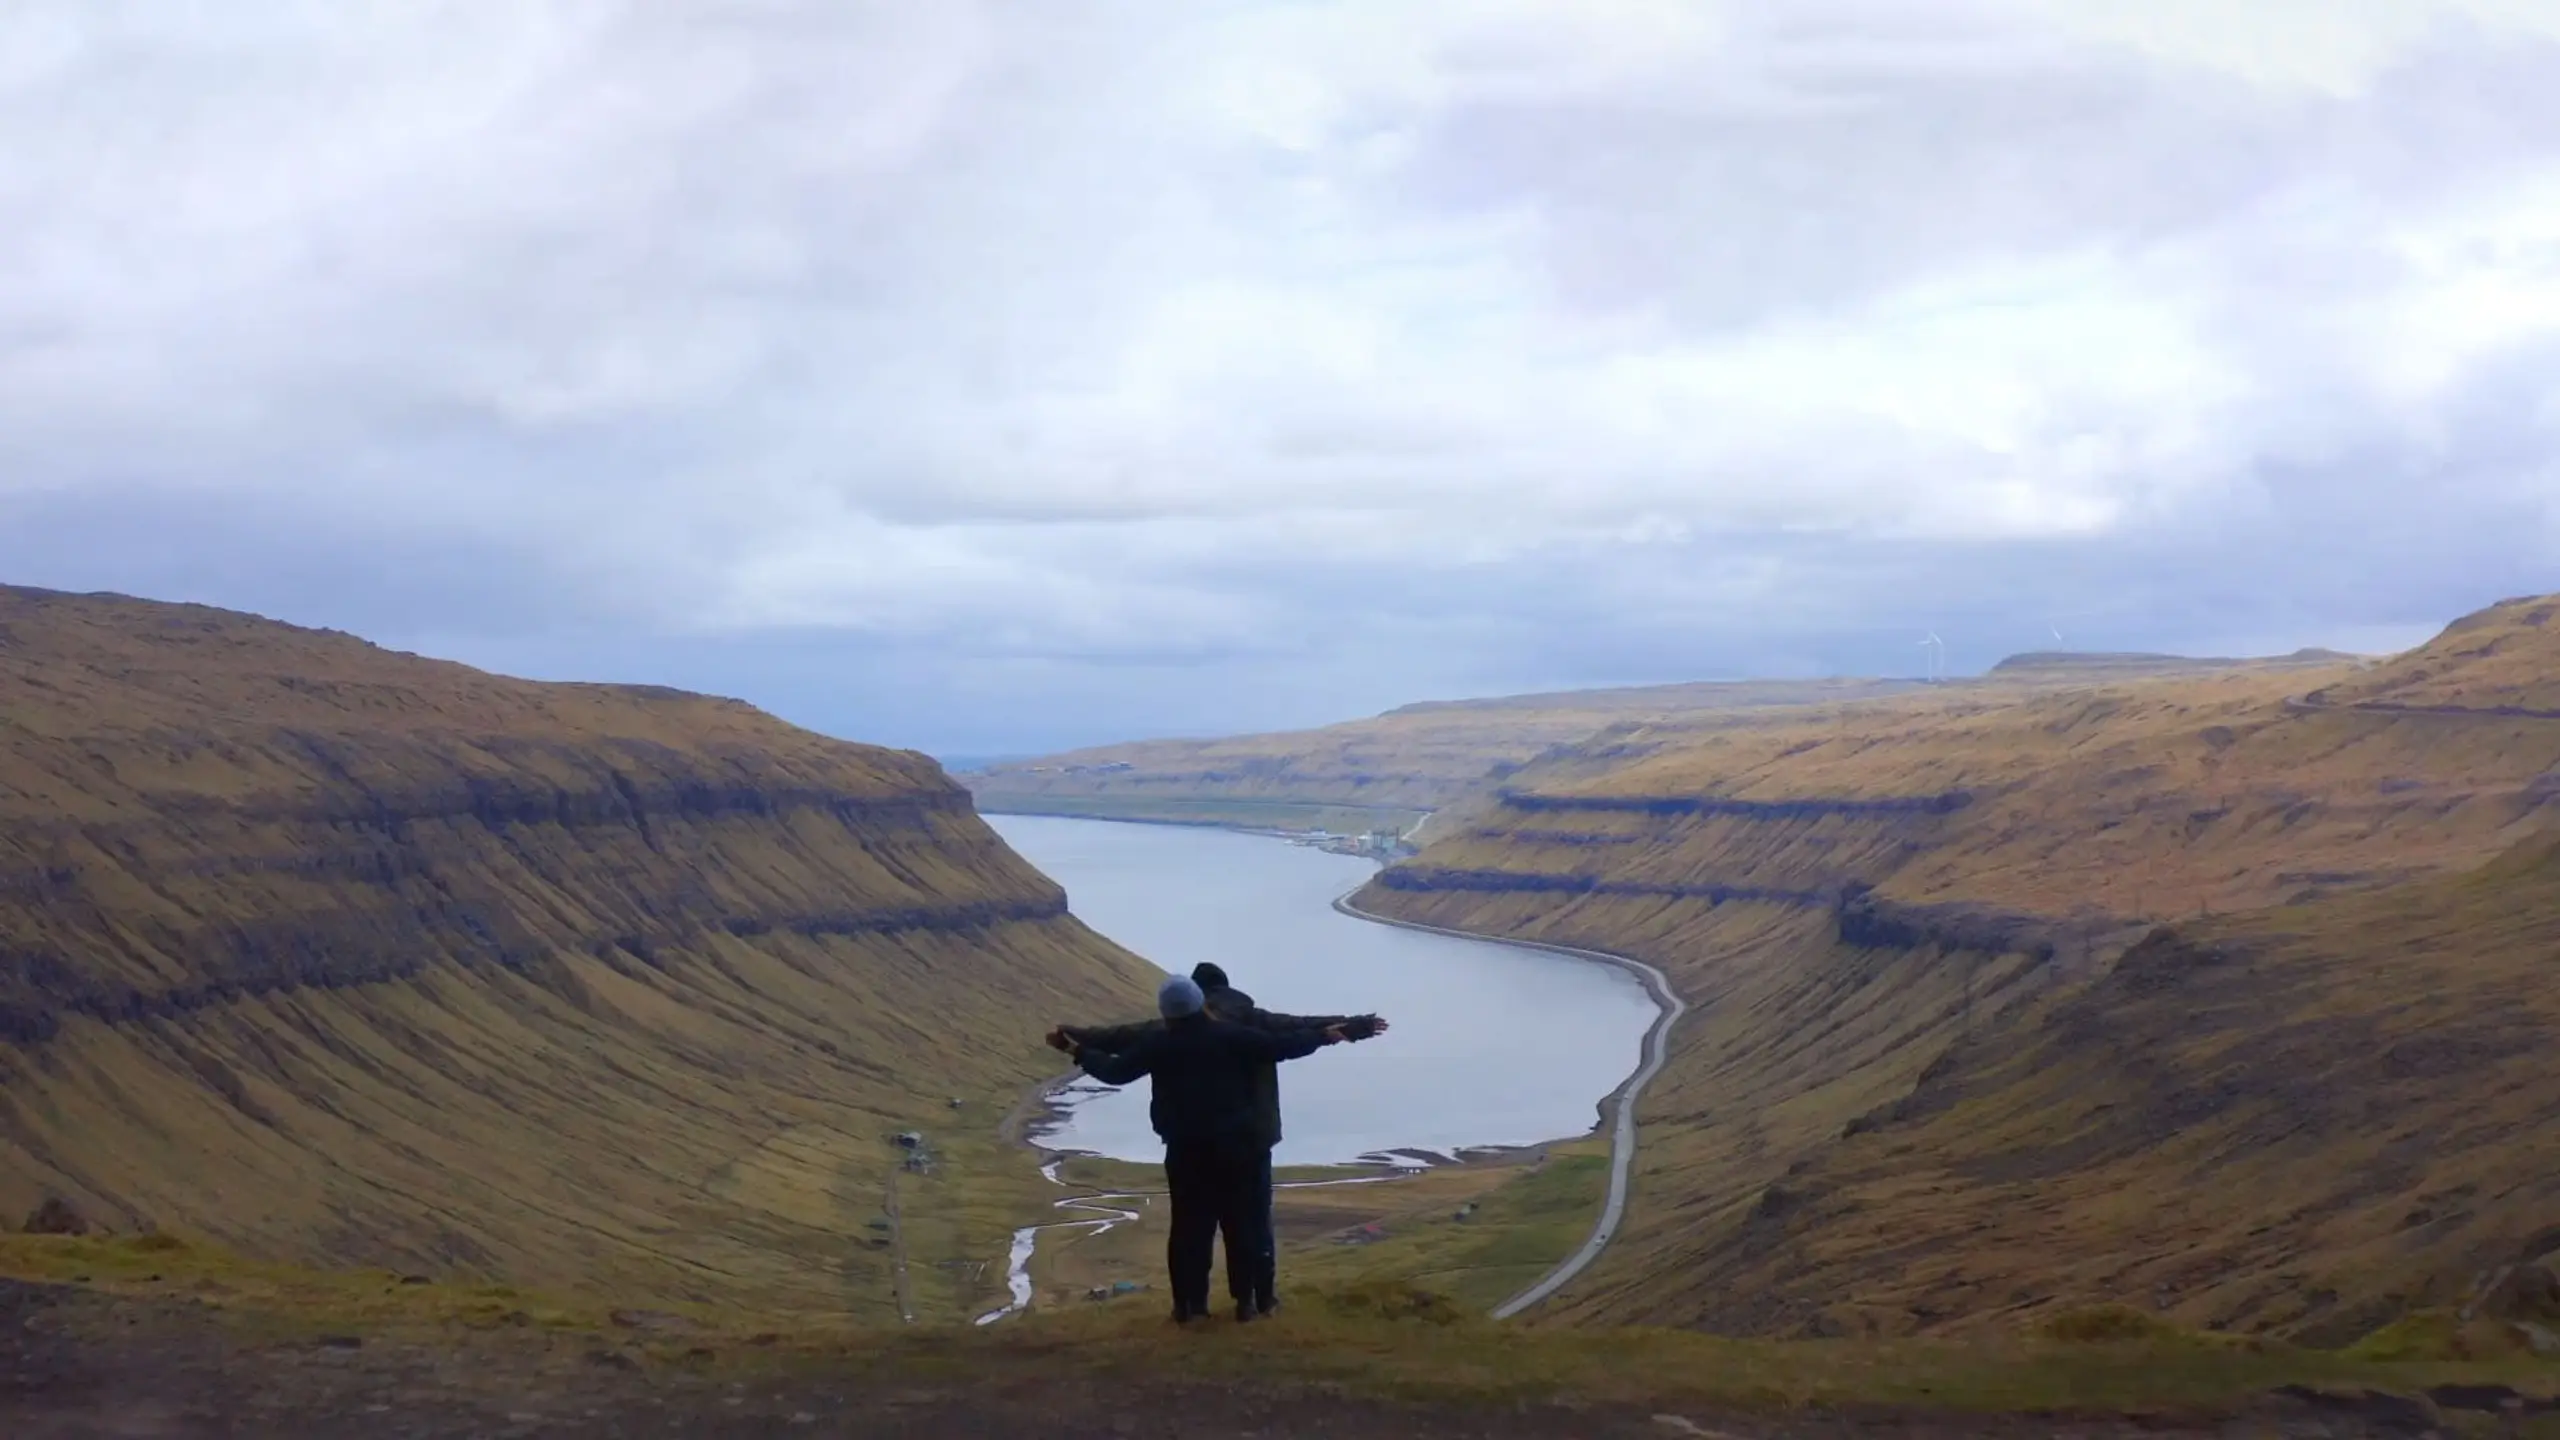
[1702,832,2560,1347]
[1356,595,2560,1342]
[0,585,1156,1320]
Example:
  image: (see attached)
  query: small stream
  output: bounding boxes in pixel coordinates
[973,1162,1144,1326]
[974,1161,1413,1327]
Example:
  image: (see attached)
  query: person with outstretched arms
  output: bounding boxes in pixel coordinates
[1049,962,1386,1315]
[1061,974,1363,1324]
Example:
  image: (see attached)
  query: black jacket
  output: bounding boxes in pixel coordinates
[1062,984,1377,1147]
[1072,1015,1334,1147]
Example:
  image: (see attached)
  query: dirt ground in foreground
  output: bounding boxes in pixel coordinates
[0,1279,2502,1438]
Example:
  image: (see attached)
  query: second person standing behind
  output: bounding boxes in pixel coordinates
[1066,975,1357,1324]
[1048,961,1387,1316]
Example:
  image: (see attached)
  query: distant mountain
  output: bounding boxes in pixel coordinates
[1988,647,2363,677]
[965,651,2378,835]
[960,678,1927,831]
[935,752,1039,774]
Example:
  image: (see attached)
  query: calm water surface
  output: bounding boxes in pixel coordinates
[989,814,1659,1168]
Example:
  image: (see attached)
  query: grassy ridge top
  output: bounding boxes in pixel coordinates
[1478,658,2557,922]
[1,582,780,737]
[2314,593,2560,712]
[0,585,1158,1319]
[0,581,946,813]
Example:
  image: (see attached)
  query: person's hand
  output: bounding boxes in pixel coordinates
[1367,1016,1390,1038]
[1045,1026,1071,1052]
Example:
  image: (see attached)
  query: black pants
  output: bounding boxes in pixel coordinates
[1164,1139,1258,1315]
[1248,1145,1277,1304]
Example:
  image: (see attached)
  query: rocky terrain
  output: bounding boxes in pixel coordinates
[0,585,1156,1321]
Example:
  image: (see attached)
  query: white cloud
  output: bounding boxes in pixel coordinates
[2358,174,2560,401]
[2,1,2559,747]
[2023,0,2560,95]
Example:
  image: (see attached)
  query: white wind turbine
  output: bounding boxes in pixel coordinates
[2047,605,2105,649]
[1918,631,1947,683]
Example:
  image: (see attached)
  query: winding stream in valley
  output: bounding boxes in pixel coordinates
[974,815,1667,1325]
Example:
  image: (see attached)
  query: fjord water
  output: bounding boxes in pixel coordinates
[989,814,1659,1167]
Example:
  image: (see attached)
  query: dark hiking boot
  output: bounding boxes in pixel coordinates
[1255,1294,1280,1317]
[1234,1299,1257,1324]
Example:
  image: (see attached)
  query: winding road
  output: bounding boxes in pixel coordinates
[1331,892,1688,1320]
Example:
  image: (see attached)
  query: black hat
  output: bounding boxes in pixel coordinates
[1190,962,1230,990]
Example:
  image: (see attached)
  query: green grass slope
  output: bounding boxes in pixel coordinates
[1703,831,2560,1348]
[0,585,1157,1321]
[1353,594,2560,1341]
[9,1230,2558,1428]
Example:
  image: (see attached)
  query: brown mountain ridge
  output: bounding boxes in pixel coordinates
[0,584,1156,1320]
[1357,594,2560,1347]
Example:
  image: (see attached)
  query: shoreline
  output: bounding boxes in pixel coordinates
[1329,889,1688,1321]
[1006,1066,1575,1181]
[980,805,1421,859]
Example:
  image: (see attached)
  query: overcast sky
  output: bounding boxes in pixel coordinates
[6,2,2560,755]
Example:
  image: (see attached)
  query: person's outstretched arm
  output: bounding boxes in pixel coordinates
[1073,1032,1158,1087]
[1049,1016,1163,1053]
[1223,997,1388,1043]
[1232,1022,1350,1067]
[1278,1010,1386,1041]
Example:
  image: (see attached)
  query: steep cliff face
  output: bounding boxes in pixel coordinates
[0,585,1156,1317]
[1357,599,2560,1339]
[1716,835,2560,1346]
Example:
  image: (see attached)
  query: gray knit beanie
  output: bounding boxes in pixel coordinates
[1156,974,1205,1019]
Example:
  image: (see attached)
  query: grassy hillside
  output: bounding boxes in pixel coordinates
[2312,593,2560,712]
[8,1228,2557,1432]
[1033,1142,1615,1319]
[1354,596,2560,1342]
[1709,831,2560,1348]
[0,585,1158,1322]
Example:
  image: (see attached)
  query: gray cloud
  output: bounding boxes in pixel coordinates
[4,1,2559,753]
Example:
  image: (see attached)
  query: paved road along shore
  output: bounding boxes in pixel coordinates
[1331,892,1689,1320]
